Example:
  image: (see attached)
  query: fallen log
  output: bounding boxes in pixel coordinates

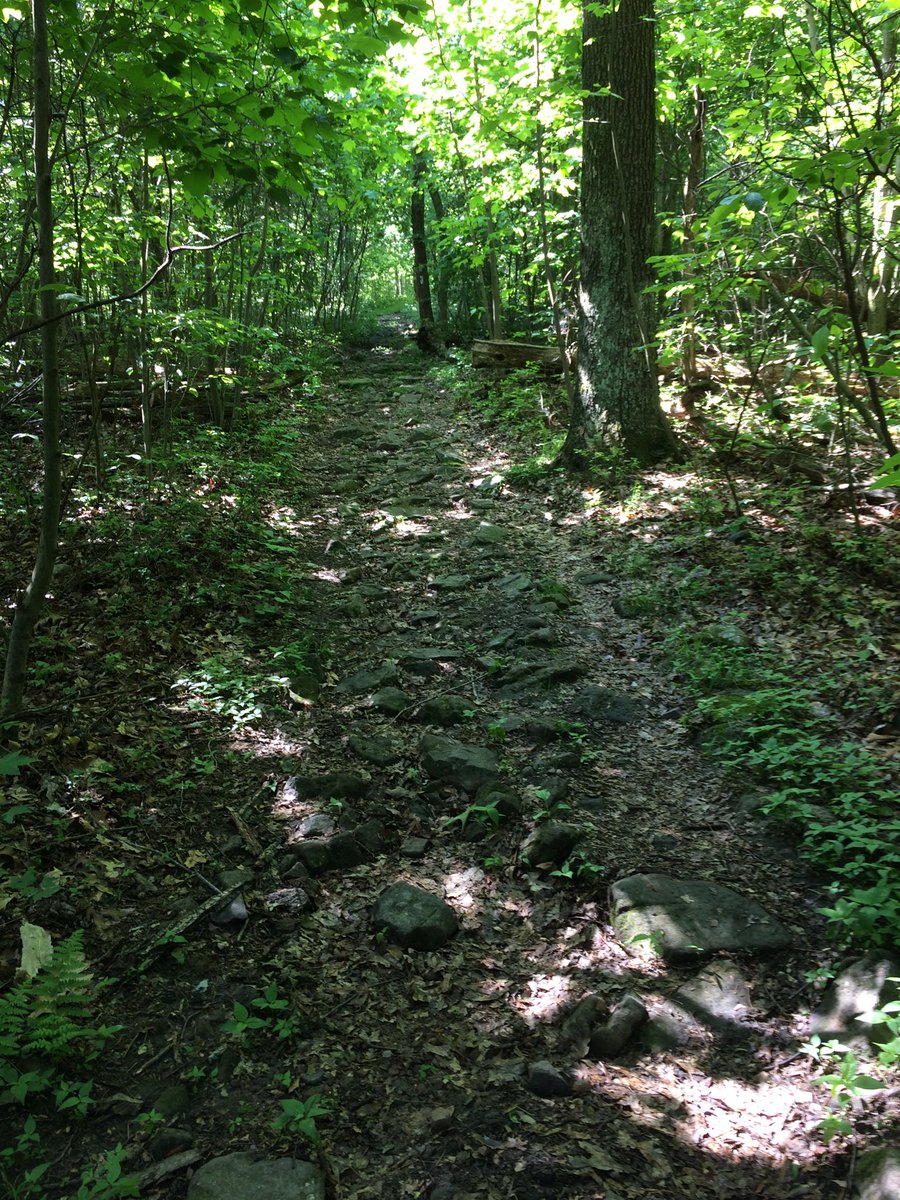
[472,339,562,370]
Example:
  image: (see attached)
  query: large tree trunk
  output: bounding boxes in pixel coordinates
[562,0,677,469]
[2,0,62,714]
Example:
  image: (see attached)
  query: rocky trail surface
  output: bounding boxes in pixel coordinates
[90,324,898,1200]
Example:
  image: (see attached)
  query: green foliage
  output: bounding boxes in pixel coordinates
[222,983,304,1041]
[444,801,503,831]
[0,932,134,1199]
[802,1013,900,1142]
[270,1094,331,1143]
[0,932,99,1083]
[666,630,898,946]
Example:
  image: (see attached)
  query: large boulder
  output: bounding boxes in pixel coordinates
[373,882,458,950]
[187,1152,324,1200]
[610,873,792,963]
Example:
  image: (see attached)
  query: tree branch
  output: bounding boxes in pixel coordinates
[4,230,245,343]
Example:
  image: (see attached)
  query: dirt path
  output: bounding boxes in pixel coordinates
[97,324,865,1199]
[181,323,843,1200]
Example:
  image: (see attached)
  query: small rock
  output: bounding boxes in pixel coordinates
[293,813,335,839]
[347,732,401,766]
[430,575,471,590]
[560,996,608,1056]
[401,837,429,859]
[852,1146,900,1200]
[369,687,412,715]
[674,959,752,1032]
[293,821,383,875]
[264,887,312,915]
[187,1151,325,1200]
[373,881,458,950]
[473,523,508,545]
[147,1128,194,1162]
[334,664,399,694]
[210,895,248,927]
[495,572,533,597]
[526,1060,572,1098]
[475,783,522,817]
[588,995,648,1058]
[521,822,582,869]
[148,1084,191,1122]
[811,953,900,1048]
[286,773,369,801]
[421,734,499,793]
[574,570,614,585]
[416,695,473,726]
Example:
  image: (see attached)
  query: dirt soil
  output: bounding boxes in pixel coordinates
[4,320,896,1199]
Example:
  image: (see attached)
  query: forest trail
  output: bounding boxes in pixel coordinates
[70,324,881,1200]
[169,321,842,1200]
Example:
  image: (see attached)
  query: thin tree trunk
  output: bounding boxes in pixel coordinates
[681,84,706,385]
[411,151,442,352]
[2,0,62,714]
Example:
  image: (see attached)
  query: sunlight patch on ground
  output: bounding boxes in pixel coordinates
[513,973,573,1026]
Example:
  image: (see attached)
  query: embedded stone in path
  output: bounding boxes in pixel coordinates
[293,820,383,876]
[610,873,792,963]
[373,882,458,950]
[369,687,412,715]
[348,732,401,766]
[187,1151,324,1200]
[643,959,752,1048]
[421,734,499,792]
[473,522,509,545]
[334,664,399,694]
[284,773,369,801]
[416,694,473,726]
[525,1060,572,1098]
[810,953,900,1048]
[521,822,582,869]
[573,685,642,725]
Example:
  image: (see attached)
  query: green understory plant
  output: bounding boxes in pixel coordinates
[270,1094,331,1143]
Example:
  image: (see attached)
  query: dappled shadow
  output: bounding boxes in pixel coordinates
[3,326,896,1198]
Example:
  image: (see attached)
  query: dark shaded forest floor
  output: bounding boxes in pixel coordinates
[2,319,899,1199]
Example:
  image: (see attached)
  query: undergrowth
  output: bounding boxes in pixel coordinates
[590,471,900,950]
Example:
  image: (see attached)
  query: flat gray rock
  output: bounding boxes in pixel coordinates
[347,732,401,766]
[416,695,473,726]
[473,522,508,545]
[334,664,399,694]
[610,873,792,963]
[644,959,752,1048]
[811,953,900,1048]
[852,1146,900,1200]
[573,686,642,724]
[525,1060,572,1098]
[187,1152,324,1200]
[373,882,458,950]
[421,734,499,792]
[369,687,412,715]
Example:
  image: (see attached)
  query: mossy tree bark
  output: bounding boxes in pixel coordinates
[562,0,678,469]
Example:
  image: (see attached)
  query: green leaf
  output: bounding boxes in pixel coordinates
[810,326,830,359]
[0,750,35,776]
